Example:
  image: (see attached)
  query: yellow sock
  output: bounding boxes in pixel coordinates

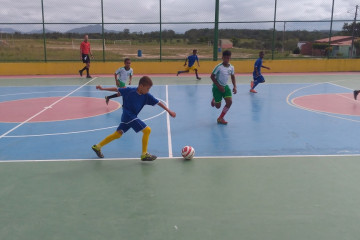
[97,131,122,148]
[141,126,151,155]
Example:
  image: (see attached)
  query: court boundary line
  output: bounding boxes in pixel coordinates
[1,153,360,163]
[0,77,98,139]
[166,85,173,158]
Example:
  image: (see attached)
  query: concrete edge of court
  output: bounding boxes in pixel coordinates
[1,59,360,75]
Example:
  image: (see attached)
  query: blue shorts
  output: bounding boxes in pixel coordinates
[253,75,265,83]
[117,118,147,133]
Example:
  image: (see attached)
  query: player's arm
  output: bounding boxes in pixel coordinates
[96,85,119,92]
[158,101,176,118]
[197,58,200,67]
[262,65,270,70]
[80,45,83,61]
[231,74,237,94]
[184,58,188,66]
[211,73,225,93]
[89,48,94,59]
[128,75,132,85]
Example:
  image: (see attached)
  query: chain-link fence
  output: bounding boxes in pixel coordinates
[0,0,358,62]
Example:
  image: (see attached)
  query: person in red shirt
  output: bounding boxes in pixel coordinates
[79,35,94,78]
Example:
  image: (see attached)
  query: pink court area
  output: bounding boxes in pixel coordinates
[0,97,120,123]
[292,93,360,116]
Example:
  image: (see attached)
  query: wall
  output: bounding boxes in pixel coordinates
[1,59,360,76]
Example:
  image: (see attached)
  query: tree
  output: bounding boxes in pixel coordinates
[342,22,360,36]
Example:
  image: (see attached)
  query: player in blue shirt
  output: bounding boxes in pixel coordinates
[92,76,176,161]
[177,49,201,80]
[250,51,270,93]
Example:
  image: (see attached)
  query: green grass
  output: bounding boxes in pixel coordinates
[0,38,307,62]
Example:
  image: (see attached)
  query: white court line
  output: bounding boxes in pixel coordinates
[166,85,173,158]
[0,77,98,139]
[1,153,360,163]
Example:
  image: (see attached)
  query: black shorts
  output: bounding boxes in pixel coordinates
[82,54,90,63]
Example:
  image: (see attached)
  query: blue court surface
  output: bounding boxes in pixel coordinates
[1,74,360,240]
[0,75,359,161]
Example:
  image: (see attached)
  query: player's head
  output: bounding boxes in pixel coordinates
[84,35,89,42]
[192,49,197,54]
[222,50,232,65]
[259,51,265,58]
[138,76,153,94]
[124,58,131,68]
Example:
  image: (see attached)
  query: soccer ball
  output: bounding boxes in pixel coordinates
[181,146,195,160]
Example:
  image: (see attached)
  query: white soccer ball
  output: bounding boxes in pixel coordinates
[181,146,195,160]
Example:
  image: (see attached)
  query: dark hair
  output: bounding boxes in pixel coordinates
[193,49,197,53]
[259,51,264,55]
[124,58,131,63]
[222,50,232,57]
[139,76,153,87]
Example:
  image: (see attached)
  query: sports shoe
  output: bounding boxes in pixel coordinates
[354,90,359,100]
[250,89,257,93]
[211,99,215,107]
[105,96,109,105]
[217,117,228,125]
[197,77,201,80]
[92,145,104,158]
[79,70,83,77]
[141,152,157,161]
[177,71,180,76]
[86,75,92,78]
[250,81,254,89]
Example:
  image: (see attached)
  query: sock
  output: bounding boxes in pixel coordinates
[80,66,87,72]
[141,126,151,155]
[252,80,259,89]
[97,131,122,148]
[219,106,229,119]
[107,93,119,99]
[86,67,89,76]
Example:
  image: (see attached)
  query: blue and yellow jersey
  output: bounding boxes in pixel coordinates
[118,87,159,122]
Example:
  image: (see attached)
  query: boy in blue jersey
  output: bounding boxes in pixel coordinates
[250,51,270,93]
[177,49,201,80]
[92,76,176,161]
[105,58,133,105]
[210,50,237,125]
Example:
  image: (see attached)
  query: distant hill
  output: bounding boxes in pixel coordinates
[0,28,18,33]
[66,24,118,34]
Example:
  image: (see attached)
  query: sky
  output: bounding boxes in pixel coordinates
[0,0,358,33]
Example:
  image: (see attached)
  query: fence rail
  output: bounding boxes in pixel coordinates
[0,0,358,62]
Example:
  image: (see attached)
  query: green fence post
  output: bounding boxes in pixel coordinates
[101,0,105,62]
[328,0,335,58]
[41,0,47,62]
[213,0,219,61]
[159,0,162,62]
[271,0,277,60]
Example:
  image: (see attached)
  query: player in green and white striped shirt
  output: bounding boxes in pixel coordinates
[105,58,133,105]
[210,50,237,125]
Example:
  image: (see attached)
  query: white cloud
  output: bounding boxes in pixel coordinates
[0,0,357,32]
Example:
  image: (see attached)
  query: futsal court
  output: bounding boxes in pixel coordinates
[1,73,360,240]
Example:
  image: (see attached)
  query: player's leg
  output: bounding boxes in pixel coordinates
[79,55,87,76]
[105,81,123,105]
[132,119,156,161]
[250,75,263,93]
[354,90,360,100]
[91,124,127,158]
[217,86,232,124]
[86,62,91,78]
[195,69,201,80]
[212,85,222,109]
[177,70,189,76]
